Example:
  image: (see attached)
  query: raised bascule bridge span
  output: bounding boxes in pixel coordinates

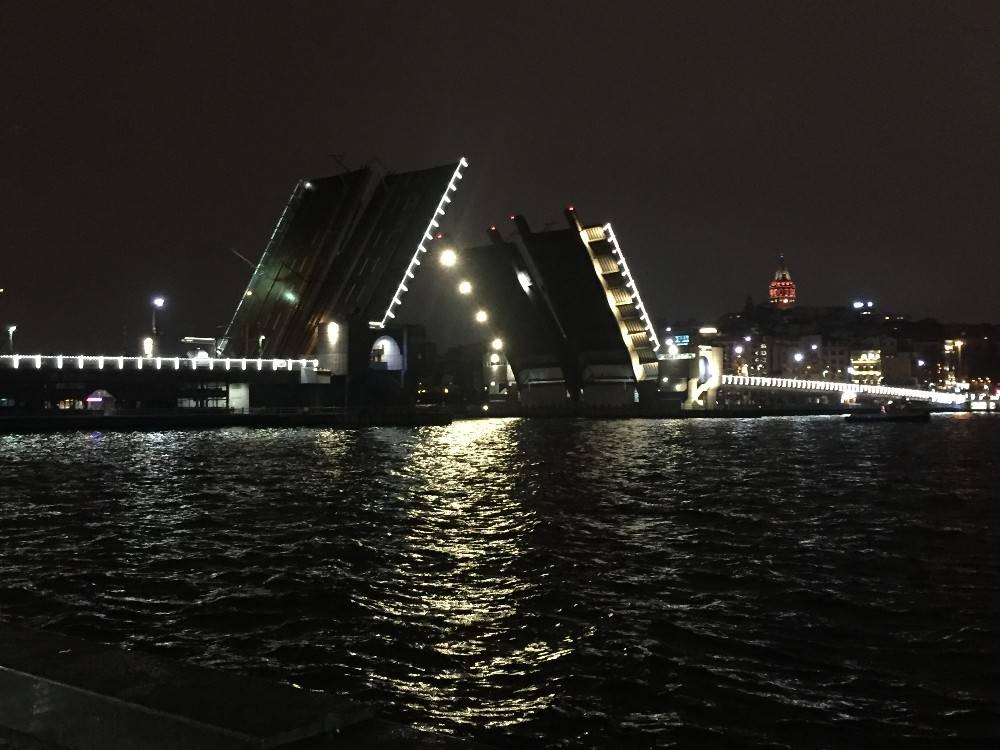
[0,156,971,414]
[213,154,672,409]
[210,151,962,412]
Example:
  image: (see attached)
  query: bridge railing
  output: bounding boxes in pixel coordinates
[0,354,321,373]
[720,374,966,405]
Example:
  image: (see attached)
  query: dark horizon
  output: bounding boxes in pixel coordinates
[3,2,1000,353]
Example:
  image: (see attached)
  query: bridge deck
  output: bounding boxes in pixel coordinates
[720,374,965,404]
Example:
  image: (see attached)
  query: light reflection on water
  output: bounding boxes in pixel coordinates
[1,415,999,748]
[361,419,560,729]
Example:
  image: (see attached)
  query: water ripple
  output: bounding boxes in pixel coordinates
[1,415,999,747]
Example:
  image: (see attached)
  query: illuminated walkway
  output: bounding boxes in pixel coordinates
[720,374,966,405]
[0,354,319,373]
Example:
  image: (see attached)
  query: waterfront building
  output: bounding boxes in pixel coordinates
[0,354,327,412]
[881,351,915,385]
[850,349,882,385]
[692,279,1000,395]
[677,281,1000,406]
[941,339,963,387]
[820,340,852,381]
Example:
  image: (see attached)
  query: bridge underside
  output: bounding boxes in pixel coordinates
[454,238,566,405]
[466,210,661,407]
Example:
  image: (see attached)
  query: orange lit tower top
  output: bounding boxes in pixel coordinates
[768,255,796,309]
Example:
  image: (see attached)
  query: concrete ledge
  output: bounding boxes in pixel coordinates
[0,625,372,749]
[0,725,62,749]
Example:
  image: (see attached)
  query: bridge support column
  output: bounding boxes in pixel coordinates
[684,346,723,409]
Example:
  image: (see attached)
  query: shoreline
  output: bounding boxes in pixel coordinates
[0,404,970,434]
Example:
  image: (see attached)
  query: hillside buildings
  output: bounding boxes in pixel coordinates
[659,258,999,401]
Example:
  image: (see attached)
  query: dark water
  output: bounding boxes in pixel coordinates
[2,415,999,748]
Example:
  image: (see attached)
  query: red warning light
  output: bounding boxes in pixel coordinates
[509,214,517,221]
[567,205,575,212]
[435,232,443,240]
[489,225,497,232]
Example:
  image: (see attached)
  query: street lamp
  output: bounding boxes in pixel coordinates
[6,325,15,355]
[148,296,165,357]
[152,296,165,335]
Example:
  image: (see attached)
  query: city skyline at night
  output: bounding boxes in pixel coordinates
[3,6,1000,748]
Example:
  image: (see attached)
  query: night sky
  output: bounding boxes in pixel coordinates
[3,2,999,353]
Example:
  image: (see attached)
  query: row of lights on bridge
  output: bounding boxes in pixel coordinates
[438,248,500,342]
[438,246,505,411]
